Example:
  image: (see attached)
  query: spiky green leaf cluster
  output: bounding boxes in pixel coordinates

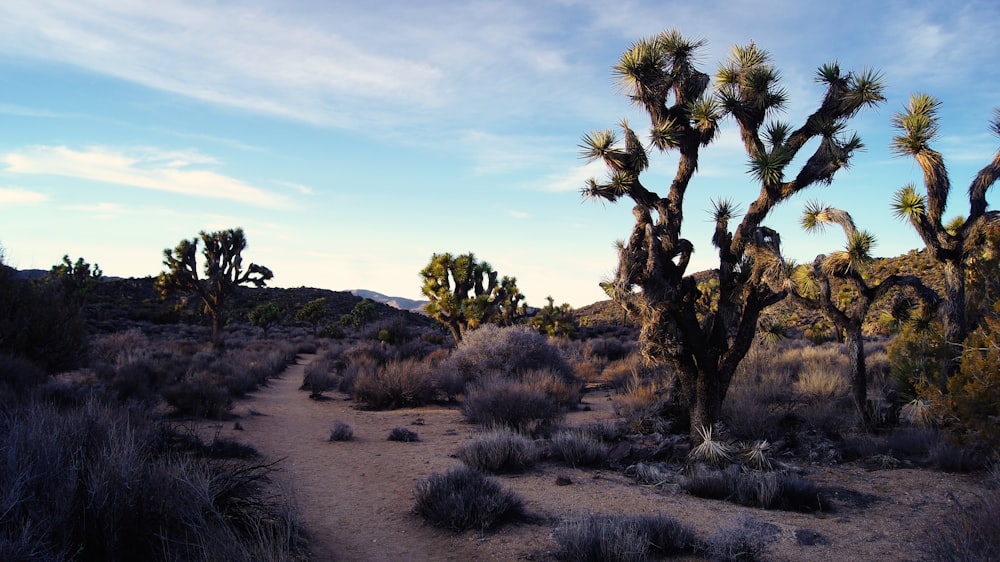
[890,93,941,157]
[891,184,927,222]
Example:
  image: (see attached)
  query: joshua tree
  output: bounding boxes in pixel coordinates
[296,298,328,336]
[581,30,884,440]
[420,252,524,343]
[249,302,282,338]
[890,95,1000,379]
[156,228,273,348]
[790,203,939,425]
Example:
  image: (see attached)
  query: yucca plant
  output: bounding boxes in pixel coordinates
[689,425,735,468]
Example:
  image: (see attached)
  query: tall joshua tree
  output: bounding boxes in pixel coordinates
[157,228,273,348]
[890,95,1000,379]
[420,252,524,343]
[791,203,939,425]
[581,30,884,440]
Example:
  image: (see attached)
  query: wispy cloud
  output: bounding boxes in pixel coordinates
[0,187,48,205]
[544,160,611,193]
[275,181,315,196]
[1,146,290,208]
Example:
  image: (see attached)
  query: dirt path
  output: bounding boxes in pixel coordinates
[208,355,989,562]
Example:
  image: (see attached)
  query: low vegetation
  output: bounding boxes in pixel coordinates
[412,466,526,531]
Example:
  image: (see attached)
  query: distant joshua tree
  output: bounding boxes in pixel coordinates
[889,95,1000,379]
[296,298,328,336]
[580,30,884,440]
[249,302,282,337]
[157,228,272,348]
[790,203,939,425]
[420,252,524,343]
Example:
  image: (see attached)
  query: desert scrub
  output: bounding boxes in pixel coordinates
[704,513,778,562]
[329,421,354,441]
[387,427,419,442]
[552,513,700,561]
[680,465,829,512]
[925,491,1000,562]
[461,374,562,435]
[454,426,539,473]
[162,371,233,419]
[0,396,307,561]
[442,324,573,382]
[413,466,525,531]
[352,358,436,409]
[548,429,609,468]
[302,353,340,398]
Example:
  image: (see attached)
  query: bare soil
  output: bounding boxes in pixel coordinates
[205,355,987,561]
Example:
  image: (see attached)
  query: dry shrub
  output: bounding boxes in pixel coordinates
[611,376,670,434]
[163,371,233,419]
[704,513,778,562]
[681,465,829,512]
[352,359,436,410]
[329,421,354,442]
[442,324,573,382]
[0,397,306,561]
[413,466,525,531]
[794,365,849,401]
[549,429,609,468]
[462,375,562,435]
[388,426,420,442]
[552,512,699,561]
[925,492,1000,562]
[455,427,540,473]
[521,368,583,409]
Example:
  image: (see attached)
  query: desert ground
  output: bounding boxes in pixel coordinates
[204,355,987,561]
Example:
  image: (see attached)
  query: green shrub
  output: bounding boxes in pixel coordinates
[413,466,525,531]
[455,427,539,473]
[552,513,700,561]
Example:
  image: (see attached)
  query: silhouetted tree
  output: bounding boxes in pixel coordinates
[890,95,1000,379]
[420,252,525,343]
[48,254,102,309]
[156,228,272,348]
[581,30,884,440]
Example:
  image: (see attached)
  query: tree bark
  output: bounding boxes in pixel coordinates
[942,260,967,380]
[844,324,869,428]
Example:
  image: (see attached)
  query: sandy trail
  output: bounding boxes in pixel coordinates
[209,354,988,562]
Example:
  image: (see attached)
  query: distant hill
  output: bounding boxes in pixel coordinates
[351,289,428,313]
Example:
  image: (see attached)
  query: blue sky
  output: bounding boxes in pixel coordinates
[0,1,997,308]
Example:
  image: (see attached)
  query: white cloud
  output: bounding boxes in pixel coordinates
[1,146,290,208]
[544,160,610,192]
[508,210,529,219]
[0,187,48,205]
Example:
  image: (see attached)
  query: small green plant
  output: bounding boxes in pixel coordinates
[412,466,525,531]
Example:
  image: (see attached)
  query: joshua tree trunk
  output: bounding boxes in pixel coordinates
[941,261,967,379]
[844,323,868,426]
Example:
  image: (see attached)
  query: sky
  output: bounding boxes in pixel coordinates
[0,0,997,308]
